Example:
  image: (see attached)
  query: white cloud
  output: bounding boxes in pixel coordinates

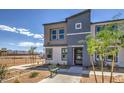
[0,25,18,33]
[0,24,44,40]
[18,42,43,47]
[33,34,43,39]
[20,31,34,36]
[17,28,34,36]
[17,28,29,32]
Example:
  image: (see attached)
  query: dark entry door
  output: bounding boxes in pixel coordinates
[74,47,83,65]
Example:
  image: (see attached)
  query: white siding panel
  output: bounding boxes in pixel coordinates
[45,46,67,65]
[118,48,124,67]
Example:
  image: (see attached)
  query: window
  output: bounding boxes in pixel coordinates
[95,51,118,63]
[61,48,67,60]
[51,30,57,40]
[50,29,65,40]
[95,25,118,33]
[95,53,100,62]
[75,23,82,29]
[59,29,65,40]
[46,48,52,60]
[105,54,118,62]
[95,26,101,32]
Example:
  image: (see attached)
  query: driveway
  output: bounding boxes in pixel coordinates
[39,74,81,83]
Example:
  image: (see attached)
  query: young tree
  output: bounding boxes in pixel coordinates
[28,46,37,65]
[96,23,124,83]
[86,35,98,83]
[96,29,111,83]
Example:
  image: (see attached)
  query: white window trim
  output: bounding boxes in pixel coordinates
[75,23,82,29]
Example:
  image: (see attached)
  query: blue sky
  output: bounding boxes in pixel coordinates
[0,9,124,52]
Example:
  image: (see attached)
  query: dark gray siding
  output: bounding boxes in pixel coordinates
[66,10,91,66]
[67,10,90,34]
[67,34,90,45]
[83,44,90,66]
[67,47,73,65]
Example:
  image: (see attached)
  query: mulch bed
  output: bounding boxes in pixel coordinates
[3,69,30,80]
[80,75,124,83]
[4,70,50,83]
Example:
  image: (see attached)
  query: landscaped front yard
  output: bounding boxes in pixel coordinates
[80,75,124,83]
[4,70,49,83]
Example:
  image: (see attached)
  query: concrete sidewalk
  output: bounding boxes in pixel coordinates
[39,74,81,83]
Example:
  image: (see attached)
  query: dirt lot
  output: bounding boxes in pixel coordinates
[4,70,49,83]
[80,75,124,83]
[0,55,45,67]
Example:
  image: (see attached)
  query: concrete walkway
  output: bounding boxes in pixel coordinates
[39,66,124,83]
[39,74,81,83]
[90,71,124,76]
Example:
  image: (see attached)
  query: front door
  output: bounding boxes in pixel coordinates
[74,47,83,65]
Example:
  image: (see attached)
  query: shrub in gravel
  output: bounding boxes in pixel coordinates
[29,72,39,78]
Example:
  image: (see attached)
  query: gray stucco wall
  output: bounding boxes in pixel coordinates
[66,10,91,66]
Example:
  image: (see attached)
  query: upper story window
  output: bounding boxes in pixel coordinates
[59,29,64,40]
[51,30,57,40]
[50,29,65,40]
[96,26,101,32]
[75,23,82,29]
[95,24,118,33]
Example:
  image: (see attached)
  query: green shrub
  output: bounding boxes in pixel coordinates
[0,65,8,83]
[29,72,39,78]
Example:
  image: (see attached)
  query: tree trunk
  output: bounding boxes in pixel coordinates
[100,55,104,83]
[90,55,97,83]
[110,54,115,83]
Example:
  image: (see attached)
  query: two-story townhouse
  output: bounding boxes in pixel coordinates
[43,9,91,67]
[43,9,124,67]
[91,19,124,67]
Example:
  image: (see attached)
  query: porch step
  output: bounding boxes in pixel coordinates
[67,66,83,75]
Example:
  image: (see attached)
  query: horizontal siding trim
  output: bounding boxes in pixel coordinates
[67,32,91,35]
[68,45,84,47]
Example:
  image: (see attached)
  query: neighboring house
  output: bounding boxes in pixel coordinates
[91,19,124,67]
[43,9,124,67]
